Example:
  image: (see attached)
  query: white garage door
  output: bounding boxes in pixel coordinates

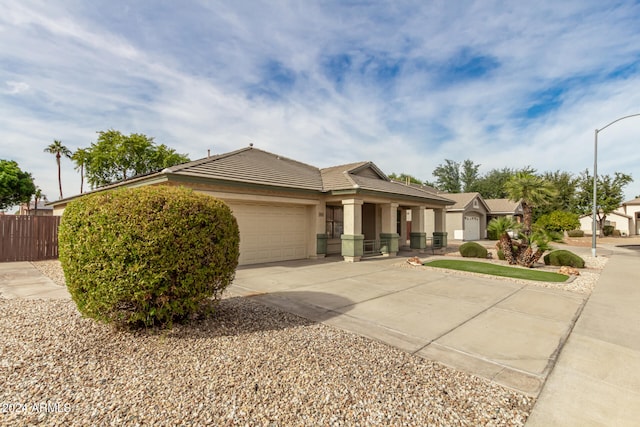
[464,215,480,241]
[228,203,308,265]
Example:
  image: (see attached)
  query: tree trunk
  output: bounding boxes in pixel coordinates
[522,202,532,236]
[499,233,517,265]
[56,153,63,199]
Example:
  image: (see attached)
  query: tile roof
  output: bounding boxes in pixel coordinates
[623,197,640,205]
[320,162,370,191]
[166,147,323,191]
[485,198,521,214]
[442,192,482,210]
[49,146,455,206]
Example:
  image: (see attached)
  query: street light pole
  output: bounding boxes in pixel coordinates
[591,113,640,257]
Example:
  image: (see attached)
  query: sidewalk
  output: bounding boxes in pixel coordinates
[0,261,70,299]
[526,244,640,426]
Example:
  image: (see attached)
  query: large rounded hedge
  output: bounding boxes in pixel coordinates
[59,185,240,328]
[543,250,585,268]
[459,241,488,258]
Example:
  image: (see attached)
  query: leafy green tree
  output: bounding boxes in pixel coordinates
[83,130,190,188]
[388,172,423,185]
[0,159,36,210]
[460,159,480,192]
[44,140,72,199]
[504,172,557,235]
[575,169,633,236]
[432,159,461,193]
[538,171,579,216]
[473,168,514,199]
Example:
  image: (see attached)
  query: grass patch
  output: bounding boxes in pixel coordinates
[423,260,568,282]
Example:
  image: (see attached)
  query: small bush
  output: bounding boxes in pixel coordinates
[567,230,584,237]
[487,228,498,240]
[459,241,488,258]
[603,225,614,236]
[612,229,621,237]
[497,249,505,260]
[59,185,240,328]
[535,211,580,233]
[543,250,585,268]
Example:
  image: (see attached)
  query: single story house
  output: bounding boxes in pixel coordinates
[396,188,524,242]
[439,193,490,241]
[18,201,54,216]
[578,211,632,236]
[578,197,640,236]
[50,146,454,265]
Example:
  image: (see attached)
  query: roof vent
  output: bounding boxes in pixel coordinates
[249,143,254,147]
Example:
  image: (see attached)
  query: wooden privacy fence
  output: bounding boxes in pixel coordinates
[0,216,61,262]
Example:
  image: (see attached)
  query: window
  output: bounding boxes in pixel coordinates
[326,206,344,238]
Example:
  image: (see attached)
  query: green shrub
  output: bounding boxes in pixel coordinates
[59,185,240,328]
[567,229,584,237]
[543,250,585,268]
[497,249,505,260]
[459,241,488,258]
[487,228,498,240]
[535,211,580,233]
[603,225,615,236]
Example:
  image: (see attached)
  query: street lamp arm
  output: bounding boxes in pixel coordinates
[597,113,640,134]
[592,112,640,257]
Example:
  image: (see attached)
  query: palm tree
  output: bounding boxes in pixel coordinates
[72,148,89,193]
[504,172,557,235]
[44,140,72,199]
[487,216,521,265]
[32,187,44,215]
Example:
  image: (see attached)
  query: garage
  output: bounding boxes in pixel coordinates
[464,215,480,241]
[227,202,309,265]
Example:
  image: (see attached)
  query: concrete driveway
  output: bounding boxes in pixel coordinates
[228,256,586,397]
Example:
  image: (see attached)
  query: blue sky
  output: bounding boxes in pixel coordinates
[2,0,640,207]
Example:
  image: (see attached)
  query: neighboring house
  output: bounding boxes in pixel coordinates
[398,189,524,242]
[18,201,53,216]
[484,199,524,224]
[579,211,632,236]
[618,197,640,235]
[50,146,454,265]
[440,193,490,241]
[579,196,640,236]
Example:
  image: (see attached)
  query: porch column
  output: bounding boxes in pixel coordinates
[341,199,364,262]
[410,206,427,251]
[380,203,399,257]
[315,202,327,258]
[433,208,448,248]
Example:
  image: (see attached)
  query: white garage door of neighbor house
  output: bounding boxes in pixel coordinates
[464,215,480,241]
[229,203,308,265]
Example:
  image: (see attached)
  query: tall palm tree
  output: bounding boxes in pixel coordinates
[44,140,72,199]
[32,187,44,215]
[71,148,89,193]
[504,172,557,235]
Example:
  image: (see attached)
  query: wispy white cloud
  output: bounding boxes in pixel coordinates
[1,0,640,206]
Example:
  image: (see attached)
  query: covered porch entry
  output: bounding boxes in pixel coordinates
[329,198,448,262]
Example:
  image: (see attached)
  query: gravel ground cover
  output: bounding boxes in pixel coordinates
[2,263,534,426]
